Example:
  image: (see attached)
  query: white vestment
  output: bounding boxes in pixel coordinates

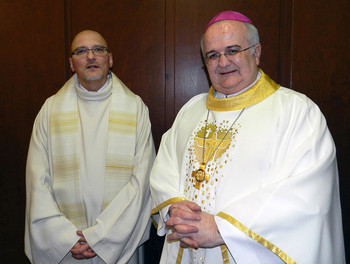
[25,73,155,264]
[150,70,345,264]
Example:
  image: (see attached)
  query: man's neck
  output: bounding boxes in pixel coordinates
[78,74,111,92]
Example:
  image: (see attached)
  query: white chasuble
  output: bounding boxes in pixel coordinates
[25,72,155,264]
[150,69,345,264]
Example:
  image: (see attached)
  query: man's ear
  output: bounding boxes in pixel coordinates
[254,44,261,65]
[69,57,75,72]
[108,53,113,68]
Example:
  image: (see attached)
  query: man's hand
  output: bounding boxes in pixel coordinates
[71,230,96,259]
[165,201,202,248]
[166,201,224,249]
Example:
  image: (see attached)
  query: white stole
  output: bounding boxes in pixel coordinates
[49,73,137,229]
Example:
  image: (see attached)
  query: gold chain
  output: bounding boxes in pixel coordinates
[192,108,245,189]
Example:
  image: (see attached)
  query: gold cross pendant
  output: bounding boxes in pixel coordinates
[192,163,209,189]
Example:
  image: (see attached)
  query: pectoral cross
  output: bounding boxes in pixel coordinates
[205,127,212,138]
[191,163,209,189]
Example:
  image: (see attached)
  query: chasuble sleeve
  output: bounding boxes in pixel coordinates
[214,98,345,263]
[150,96,205,236]
[82,99,156,264]
[25,99,80,263]
[150,128,185,235]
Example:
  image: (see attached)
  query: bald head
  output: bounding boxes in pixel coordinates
[71,30,108,54]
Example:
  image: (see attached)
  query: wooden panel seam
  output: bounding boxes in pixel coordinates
[165,0,176,129]
[64,0,72,81]
[278,0,294,88]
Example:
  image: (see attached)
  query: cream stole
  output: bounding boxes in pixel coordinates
[49,73,137,229]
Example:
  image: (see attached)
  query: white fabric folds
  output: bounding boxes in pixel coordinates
[150,70,345,263]
[25,73,155,263]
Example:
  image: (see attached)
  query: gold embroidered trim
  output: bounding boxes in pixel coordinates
[206,69,280,111]
[221,245,230,264]
[176,247,184,264]
[151,197,187,215]
[174,243,230,263]
[151,215,158,229]
[217,212,296,264]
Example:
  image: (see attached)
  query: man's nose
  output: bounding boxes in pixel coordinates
[86,49,96,59]
[218,53,231,67]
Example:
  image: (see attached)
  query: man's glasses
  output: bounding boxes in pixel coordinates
[71,46,109,56]
[204,44,258,64]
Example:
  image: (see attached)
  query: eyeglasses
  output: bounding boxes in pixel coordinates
[71,46,109,56]
[204,44,258,64]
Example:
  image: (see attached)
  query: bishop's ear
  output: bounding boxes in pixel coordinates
[254,44,262,65]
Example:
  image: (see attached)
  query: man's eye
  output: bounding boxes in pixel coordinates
[227,49,238,55]
[208,53,219,59]
[94,47,104,52]
[76,49,87,55]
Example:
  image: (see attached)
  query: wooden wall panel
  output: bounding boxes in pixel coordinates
[0,1,66,263]
[69,0,166,149]
[292,0,350,259]
[164,0,176,128]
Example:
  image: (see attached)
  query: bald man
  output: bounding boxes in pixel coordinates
[25,30,155,264]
